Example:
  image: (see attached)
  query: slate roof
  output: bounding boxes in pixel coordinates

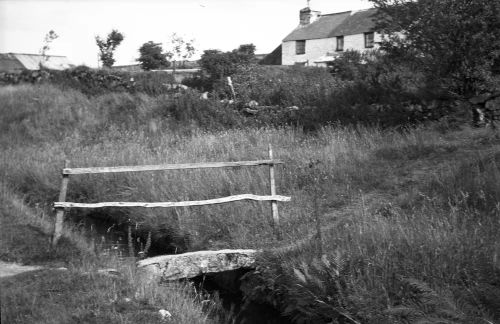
[0,53,73,72]
[283,8,378,42]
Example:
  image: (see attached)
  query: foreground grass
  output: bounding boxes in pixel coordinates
[1,84,499,323]
[0,185,218,324]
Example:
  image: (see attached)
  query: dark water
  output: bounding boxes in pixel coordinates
[69,212,136,257]
[192,269,291,324]
[71,213,290,323]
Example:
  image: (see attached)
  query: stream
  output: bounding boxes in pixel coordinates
[73,213,292,324]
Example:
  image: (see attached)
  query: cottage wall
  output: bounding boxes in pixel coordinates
[344,33,382,52]
[282,32,381,66]
[282,37,336,65]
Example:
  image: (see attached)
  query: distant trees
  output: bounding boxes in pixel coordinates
[95,29,124,68]
[135,34,196,72]
[369,0,500,96]
[199,43,256,80]
[165,33,196,72]
[137,41,169,71]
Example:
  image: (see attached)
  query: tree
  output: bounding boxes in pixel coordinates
[165,33,196,72]
[137,41,169,71]
[235,44,256,58]
[39,30,59,63]
[199,43,256,80]
[95,29,124,68]
[369,0,500,96]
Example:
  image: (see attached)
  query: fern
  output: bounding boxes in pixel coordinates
[383,277,500,324]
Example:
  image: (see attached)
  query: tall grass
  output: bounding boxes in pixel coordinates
[249,136,500,323]
[0,181,218,324]
[1,84,499,323]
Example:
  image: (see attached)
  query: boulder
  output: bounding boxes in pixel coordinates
[247,100,259,108]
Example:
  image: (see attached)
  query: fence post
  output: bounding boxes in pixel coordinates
[52,160,70,247]
[268,144,282,240]
[227,76,236,101]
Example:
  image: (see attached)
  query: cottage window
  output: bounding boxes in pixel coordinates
[336,36,344,51]
[296,40,306,55]
[364,32,375,48]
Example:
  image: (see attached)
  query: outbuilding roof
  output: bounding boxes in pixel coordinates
[283,8,378,42]
[0,53,73,72]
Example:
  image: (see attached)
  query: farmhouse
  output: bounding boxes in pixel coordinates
[282,6,380,66]
[0,53,73,72]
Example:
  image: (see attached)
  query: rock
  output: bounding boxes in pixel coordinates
[163,83,189,91]
[247,100,259,108]
[0,261,44,278]
[97,268,121,277]
[486,96,500,111]
[243,108,258,115]
[158,309,172,320]
[137,249,258,281]
[220,99,235,104]
[469,92,500,105]
[470,93,492,105]
[82,268,121,277]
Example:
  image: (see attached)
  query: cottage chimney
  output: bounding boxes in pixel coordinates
[300,7,321,25]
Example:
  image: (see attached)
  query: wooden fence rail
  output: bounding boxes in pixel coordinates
[52,146,289,246]
[54,194,291,209]
[62,160,283,175]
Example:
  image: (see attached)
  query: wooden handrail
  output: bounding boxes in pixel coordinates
[52,153,289,246]
[54,194,291,209]
[63,160,284,175]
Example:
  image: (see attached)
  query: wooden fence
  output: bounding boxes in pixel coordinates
[52,145,290,246]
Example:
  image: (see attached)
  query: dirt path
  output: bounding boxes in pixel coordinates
[0,260,44,278]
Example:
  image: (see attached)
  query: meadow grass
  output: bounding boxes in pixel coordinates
[1,84,499,323]
[0,183,218,324]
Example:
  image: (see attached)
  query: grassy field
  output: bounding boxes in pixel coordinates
[0,183,221,324]
[1,84,499,323]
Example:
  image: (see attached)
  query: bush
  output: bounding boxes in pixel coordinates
[131,71,176,96]
[182,71,214,92]
[199,44,257,82]
[0,66,177,97]
[50,66,178,96]
[223,65,339,107]
[153,90,247,130]
[48,66,135,95]
[200,58,456,128]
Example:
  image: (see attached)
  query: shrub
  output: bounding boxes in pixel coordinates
[153,90,247,130]
[49,65,134,96]
[0,66,177,97]
[224,65,339,107]
[199,44,257,82]
[131,71,175,96]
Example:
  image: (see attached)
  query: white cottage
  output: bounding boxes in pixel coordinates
[282,7,381,66]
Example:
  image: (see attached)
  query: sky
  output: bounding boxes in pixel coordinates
[0,0,372,67]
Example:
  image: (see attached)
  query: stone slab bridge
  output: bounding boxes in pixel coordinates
[136,249,260,281]
[136,232,317,281]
